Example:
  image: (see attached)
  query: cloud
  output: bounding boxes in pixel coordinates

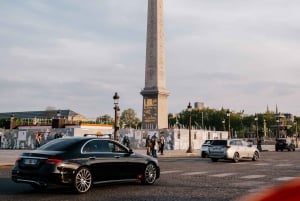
[1,0,300,119]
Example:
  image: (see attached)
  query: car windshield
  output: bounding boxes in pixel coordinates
[38,138,83,151]
[203,140,213,145]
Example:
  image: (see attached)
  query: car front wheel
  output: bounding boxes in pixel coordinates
[74,167,92,193]
[142,163,158,185]
[252,151,259,161]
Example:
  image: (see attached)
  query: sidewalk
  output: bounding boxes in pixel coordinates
[0,149,200,167]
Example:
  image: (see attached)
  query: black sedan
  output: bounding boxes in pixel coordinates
[11,137,160,193]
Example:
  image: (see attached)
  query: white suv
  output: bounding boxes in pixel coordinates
[208,139,260,163]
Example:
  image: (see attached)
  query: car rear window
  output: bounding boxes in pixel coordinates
[38,138,83,151]
[211,140,227,146]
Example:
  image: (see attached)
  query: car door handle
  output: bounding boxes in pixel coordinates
[89,157,96,160]
[114,156,120,159]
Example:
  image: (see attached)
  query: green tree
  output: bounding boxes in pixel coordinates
[120,108,140,128]
[96,114,114,124]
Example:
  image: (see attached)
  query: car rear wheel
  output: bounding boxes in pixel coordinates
[252,151,259,161]
[233,152,240,163]
[201,152,207,158]
[74,167,92,193]
[142,163,157,185]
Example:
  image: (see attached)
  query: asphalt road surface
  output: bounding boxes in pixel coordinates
[1,151,300,201]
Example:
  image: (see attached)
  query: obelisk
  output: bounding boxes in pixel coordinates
[141,0,170,129]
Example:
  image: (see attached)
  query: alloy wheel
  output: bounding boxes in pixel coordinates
[74,167,92,193]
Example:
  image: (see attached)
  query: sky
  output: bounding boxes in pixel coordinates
[1,0,300,120]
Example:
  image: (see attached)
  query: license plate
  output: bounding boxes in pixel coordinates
[23,158,38,165]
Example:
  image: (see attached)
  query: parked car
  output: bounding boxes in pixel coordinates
[200,140,214,158]
[208,139,260,163]
[11,137,160,193]
[275,138,296,152]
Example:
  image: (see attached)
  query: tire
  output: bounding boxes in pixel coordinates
[201,152,205,158]
[74,167,92,193]
[142,163,158,185]
[211,158,218,162]
[201,152,208,158]
[252,151,259,161]
[233,152,240,163]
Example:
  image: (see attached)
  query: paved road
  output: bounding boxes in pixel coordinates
[1,150,299,201]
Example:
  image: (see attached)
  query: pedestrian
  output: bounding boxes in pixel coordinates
[122,134,130,148]
[151,133,158,158]
[257,137,262,152]
[159,135,165,155]
[145,135,152,155]
[35,133,42,149]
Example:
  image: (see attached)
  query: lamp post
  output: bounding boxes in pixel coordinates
[222,119,225,131]
[276,119,280,138]
[294,119,298,148]
[10,113,15,129]
[227,109,231,139]
[186,102,192,153]
[254,115,258,140]
[113,92,120,141]
[57,110,61,119]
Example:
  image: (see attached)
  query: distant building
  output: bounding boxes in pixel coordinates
[0,109,88,122]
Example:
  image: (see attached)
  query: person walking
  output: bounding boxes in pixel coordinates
[145,135,152,155]
[122,134,130,148]
[159,135,165,155]
[35,133,42,149]
[151,133,158,158]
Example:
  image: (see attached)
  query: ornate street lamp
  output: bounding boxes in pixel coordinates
[226,109,231,139]
[113,92,120,140]
[186,102,193,153]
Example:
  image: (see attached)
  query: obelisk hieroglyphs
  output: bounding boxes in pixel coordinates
[141,0,170,129]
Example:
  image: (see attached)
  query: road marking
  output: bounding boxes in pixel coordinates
[232,162,251,165]
[275,164,293,167]
[181,172,208,176]
[210,173,236,177]
[160,170,183,174]
[240,175,266,179]
[232,181,266,187]
[253,163,270,166]
[275,177,296,181]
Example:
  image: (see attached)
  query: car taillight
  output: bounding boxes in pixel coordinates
[226,146,231,149]
[46,158,62,164]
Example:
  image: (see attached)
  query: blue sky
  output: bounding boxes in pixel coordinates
[1,0,300,119]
